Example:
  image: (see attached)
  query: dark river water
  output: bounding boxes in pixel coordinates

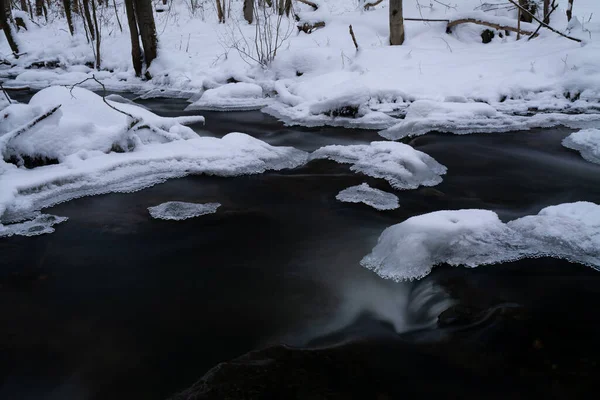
[2,92,600,399]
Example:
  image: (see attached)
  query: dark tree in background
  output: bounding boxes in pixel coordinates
[64,0,74,35]
[389,0,404,45]
[566,0,574,22]
[0,0,20,54]
[243,0,253,24]
[124,0,158,78]
[82,0,95,40]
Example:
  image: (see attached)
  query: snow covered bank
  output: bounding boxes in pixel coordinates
[336,183,399,210]
[2,1,599,132]
[310,141,446,190]
[0,86,308,226]
[361,202,600,282]
[562,128,600,164]
[148,201,221,220]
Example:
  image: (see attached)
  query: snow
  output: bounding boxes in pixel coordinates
[336,183,399,210]
[148,201,221,220]
[0,1,598,133]
[361,202,600,282]
[0,87,308,224]
[310,141,446,190]
[186,82,269,111]
[562,128,600,164]
[0,213,68,238]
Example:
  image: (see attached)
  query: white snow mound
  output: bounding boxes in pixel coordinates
[148,201,221,220]
[336,183,399,210]
[186,82,268,111]
[562,128,600,164]
[361,202,600,282]
[0,213,68,238]
[310,141,446,190]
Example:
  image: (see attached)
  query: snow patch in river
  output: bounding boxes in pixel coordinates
[562,128,600,164]
[310,141,446,190]
[148,201,221,220]
[0,213,68,238]
[361,202,600,282]
[336,183,399,210]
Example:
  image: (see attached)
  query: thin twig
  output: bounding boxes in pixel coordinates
[0,83,12,104]
[349,24,359,51]
[1,105,62,150]
[529,2,558,41]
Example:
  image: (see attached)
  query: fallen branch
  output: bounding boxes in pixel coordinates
[1,105,62,151]
[506,0,582,42]
[406,18,450,22]
[0,83,11,104]
[349,25,359,51]
[446,18,536,36]
[296,0,318,10]
[297,21,325,34]
[363,0,383,10]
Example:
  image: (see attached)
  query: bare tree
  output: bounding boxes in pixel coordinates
[566,0,573,22]
[124,0,142,76]
[91,0,100,68]
[19,0,27,12]
[82,0,95,40]
[543,0,550,23]
[389,0,404,45]
[243,0,253,23]
[64,0,75,35]
[0,0,19,55]
[518,0,534,23]
[216,0,224,23]
[133,0,158,73]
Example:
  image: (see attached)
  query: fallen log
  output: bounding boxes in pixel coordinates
[446,18,536,36]
[297,21,325,34]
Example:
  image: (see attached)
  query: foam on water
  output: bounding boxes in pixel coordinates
[0,213,68,238]
[336,183,399,210]
[148,201,221,221]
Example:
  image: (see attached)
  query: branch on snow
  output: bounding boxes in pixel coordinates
[506,0,582,43]
[446,18,537,36]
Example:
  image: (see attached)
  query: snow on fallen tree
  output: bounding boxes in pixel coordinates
[362,201,600,282]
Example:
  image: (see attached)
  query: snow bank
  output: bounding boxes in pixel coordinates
[310,141,446,190]
[0,213,67,238]
[361,202,600,282]
[336,183,399,210]
[562,128,600,164]
[380,100,600,139]
[0,86,204,162]
[148,201,221,220]
[186,82,269,111]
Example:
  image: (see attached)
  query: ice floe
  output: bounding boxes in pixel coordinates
[336,183,399,210]
[148,201,221,220]
[361,202,600,282]
[310,141,446,190]
[562,128,600,164]
[0,213,68,238]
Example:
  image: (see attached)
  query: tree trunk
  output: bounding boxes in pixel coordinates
[543,0,550,24]
[284,0,291,16]
[20,0,27,11]
[124,0,142,76]
[243,0,253,24]
[0,0,19,55]
[91,0,101,69]
[133,0,158,72]
[72,0,78,13]
[566,0,573,22]
[64,0,74,35]
[215,0,224,23]
[82,0,95,40]
[277,0,284,15]
[35,0,42,16]
[389,0,404,45]
[519,0,533,23]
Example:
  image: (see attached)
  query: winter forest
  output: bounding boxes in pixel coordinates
[1,1,600,399]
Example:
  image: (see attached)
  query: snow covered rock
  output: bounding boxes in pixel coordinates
[0,86,204,162]
[310,141,446,190]
[336,183,399,210]
[562,128,600,164]
[361,202,600,282]
[186,82,268,111]
[0,213,67,238]
[148,201,221,220]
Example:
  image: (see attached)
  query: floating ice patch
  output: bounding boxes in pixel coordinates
[361,202,600,282]
[310,141,446,190]
[562,128,600,164]
[148,201,221,221]
[380,100,600,139]
[336,183,399,211]
[186,82,268,111]
[0,213,67,238]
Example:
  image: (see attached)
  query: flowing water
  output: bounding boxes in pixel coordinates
[2,92,600,399]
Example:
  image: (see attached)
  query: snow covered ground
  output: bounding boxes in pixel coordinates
[1,0,600,133]
[361,201,600,282]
